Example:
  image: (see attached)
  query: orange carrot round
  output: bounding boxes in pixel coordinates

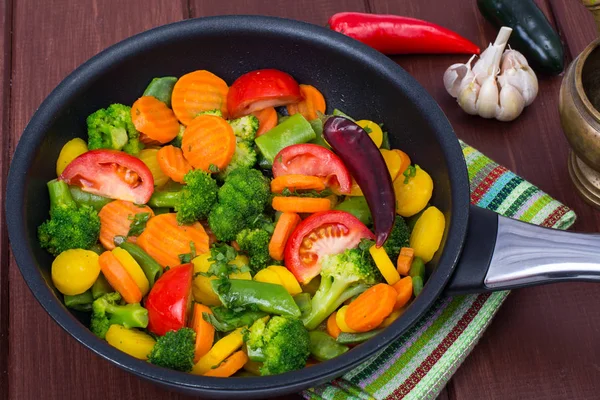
[392,149,411,177]
[345,283,397,332]
[392,276,413,311]
[326,311,342,340]
[286,85,326,120]
[190,303,215,362]
[271,196,331,213]
[203,350,248,377]
[136,213,209,268]
[268,212,301,261]
[131,96,180,143]
[252,107,278,137]
[270,175,326,193]
[172,70,229,125]
[99,251,142,304]
[157,145,193,184]
[181,114,236,172]
[98,200,154,250]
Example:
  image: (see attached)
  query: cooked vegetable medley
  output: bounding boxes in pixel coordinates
[41,68,446,377]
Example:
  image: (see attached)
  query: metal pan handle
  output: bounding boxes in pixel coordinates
[445,205,600,295]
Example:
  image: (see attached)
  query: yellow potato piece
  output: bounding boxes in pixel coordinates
[56,138,88,176]
[393,166,433,217]
[51,249,100,295]
[138,148,170,188]
[105,325,156,360]
[267,266,302,296]
[380,149,402,181]
[192,254,251,306]
[112,247,150,296]
[410,206,446,263]
[336,305,357,333]
[357,120,383,148]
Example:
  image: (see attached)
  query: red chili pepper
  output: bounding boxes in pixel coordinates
[328,12,480,55]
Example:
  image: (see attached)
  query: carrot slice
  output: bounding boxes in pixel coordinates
[98,200,154,250]
[392,276,413,311]
[99,251,142,304]
[181,114,236,172]
[171,70,229,125]
[271,197,331,213]
[392,149,411,178]
[131,96,180,143]
[136,213,209,268]
[270,175,326,193]
[190,303,215,363]
[326,311,342,340]
[286,85,326,120]
[268,212,301,261]
[252,107,278,137]
[396,247,415,275]
[157,145,193,184]
[345,283,397,332]
[203,350,248,377]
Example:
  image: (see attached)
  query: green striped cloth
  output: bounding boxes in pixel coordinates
[303,140,576,400]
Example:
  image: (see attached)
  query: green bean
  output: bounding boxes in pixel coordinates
[334,196,372,226]
[69,186,111,211]
[336,328,384,345]
[309,331,349,361]
[254,114,316,165]
[118,242,162,287]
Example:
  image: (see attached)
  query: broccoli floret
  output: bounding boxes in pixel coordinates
[148,327,196,372]
[248,214,276,235]
[229,115,259,141]
[170,124,186,148]
[216,141,257,180]
[303,247,382,330]
[200,109,223,118]
[208,168,271,241]
[383,217,411,262]
[87,104,142,154]
[38,180,100,256]
[245,316,310,376]
[236,228,272,273]
[89,292,148,339]
[148,170,218,224]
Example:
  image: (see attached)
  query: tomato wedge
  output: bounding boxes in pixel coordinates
[60,149,154,204]
[227,69,302,119]
[272,144,352,194]
[145,263,193,336]
[284,211,375,284]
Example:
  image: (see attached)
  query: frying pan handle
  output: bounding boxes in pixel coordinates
[445,205,600,295]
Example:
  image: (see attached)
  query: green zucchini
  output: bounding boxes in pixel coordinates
[477,0,564,75]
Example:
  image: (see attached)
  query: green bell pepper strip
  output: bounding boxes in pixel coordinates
[336,328,384,344]
[332,108,356,121]
[92,273,113,299]
[143,77,178,107]
[334,196,372,226]
[64,289,94,312]
[68,186,111,211]
[147,190,180,209]
[409,257,426,297]
[308,119,331,149]
[118,242,162,287]
[254,113,316,166]
[203,306,267,332]
[211,279,301,318]
[309,331,349,361]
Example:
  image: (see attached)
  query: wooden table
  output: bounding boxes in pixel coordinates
[2,0,600,399]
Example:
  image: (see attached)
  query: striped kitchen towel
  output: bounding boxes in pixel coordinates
[303,140,577,400]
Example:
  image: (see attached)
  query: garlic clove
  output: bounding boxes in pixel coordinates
[496,83,525,122]
[472,27,512,85]
[457,79,480,115]
[476,72,499,119]
[500,49,538,106]
[443,55,477,98]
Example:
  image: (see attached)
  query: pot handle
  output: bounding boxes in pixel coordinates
[445,205,600,295]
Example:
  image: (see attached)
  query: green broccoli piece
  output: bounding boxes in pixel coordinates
[245,316,310,376]
[382,217,411,262]
[148,327,196,372]
[303,247,382,330]
[87,104,142,154]
[148,170,218,224]
[89,292,148,339]
[236,228,272,273]
[216,141,257,180]
[248,214,276,235]
[38,180,100,256]
[208,168,271,241]
[229,115,259,141]
[200,109,223,118]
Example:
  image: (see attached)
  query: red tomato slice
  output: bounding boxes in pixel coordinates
[272,144,352,194]
[284,211,375,284]
[60,149,154,204]
[145,263,193,336]
[227,69,302,119]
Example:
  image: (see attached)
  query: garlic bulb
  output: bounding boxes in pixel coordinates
[442,26,538,122]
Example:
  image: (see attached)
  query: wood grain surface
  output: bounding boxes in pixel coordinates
[2,0,600,399]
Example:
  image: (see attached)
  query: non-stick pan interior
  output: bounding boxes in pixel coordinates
[7,16,469,397]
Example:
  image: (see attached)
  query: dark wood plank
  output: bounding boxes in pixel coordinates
[7,1,187,399]
[550,0,597,62]
[0,0,13,396]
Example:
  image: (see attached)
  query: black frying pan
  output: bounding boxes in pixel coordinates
[6,16,600,399]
